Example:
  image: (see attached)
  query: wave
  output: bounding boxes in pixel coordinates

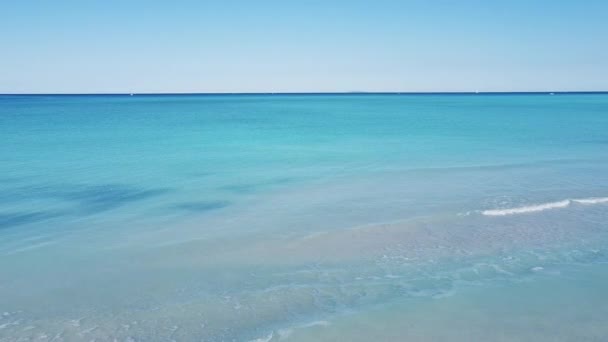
[572,197,608,204]
[481,197,608,216]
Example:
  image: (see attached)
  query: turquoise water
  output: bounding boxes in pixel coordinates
[1,94,608,341]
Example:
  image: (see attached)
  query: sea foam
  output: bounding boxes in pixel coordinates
[572,197,608,204]
[481,197,608,216]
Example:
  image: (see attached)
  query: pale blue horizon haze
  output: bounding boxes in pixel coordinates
[2,0,608,93]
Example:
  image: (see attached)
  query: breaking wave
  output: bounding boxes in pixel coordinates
[481,197,608,216]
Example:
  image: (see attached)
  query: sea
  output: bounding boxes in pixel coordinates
[1,93,608,341]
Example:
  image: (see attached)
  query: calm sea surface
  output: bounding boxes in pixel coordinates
[1,94,608,341]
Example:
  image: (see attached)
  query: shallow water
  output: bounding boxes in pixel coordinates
[1,94,608,341]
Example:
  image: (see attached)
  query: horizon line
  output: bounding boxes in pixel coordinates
[2,91,608,96]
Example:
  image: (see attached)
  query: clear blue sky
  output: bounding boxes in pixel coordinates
[1,0,607,93]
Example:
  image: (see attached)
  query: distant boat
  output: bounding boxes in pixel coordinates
[549,92,555,95]
[129,93,134,96]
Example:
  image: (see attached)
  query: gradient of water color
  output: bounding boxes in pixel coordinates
[1,93,608,341]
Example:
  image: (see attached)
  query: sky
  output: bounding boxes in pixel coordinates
[1,0,607,93]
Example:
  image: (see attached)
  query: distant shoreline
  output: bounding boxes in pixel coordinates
[2,91,608,96]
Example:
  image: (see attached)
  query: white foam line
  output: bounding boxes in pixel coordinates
[482,200,571,216]
[572,197,608,204]
[481,197,608,216]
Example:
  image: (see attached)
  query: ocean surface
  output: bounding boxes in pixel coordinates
[1,93,608,341]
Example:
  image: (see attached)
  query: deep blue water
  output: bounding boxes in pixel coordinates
[1,94,608,341]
